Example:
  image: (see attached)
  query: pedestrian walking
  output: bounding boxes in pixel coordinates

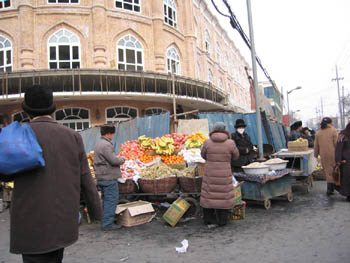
[94,125,125,231]
[231,119,255,172]
[0,85,102,263]
[335,122,350,201]
[200,122,240,226]
[314,117,338,195]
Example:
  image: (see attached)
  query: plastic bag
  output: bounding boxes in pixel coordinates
[0,121,45,175]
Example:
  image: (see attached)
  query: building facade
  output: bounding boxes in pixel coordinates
[261,81,283,122]
[0,0,251,130]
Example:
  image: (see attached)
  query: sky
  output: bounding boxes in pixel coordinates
[205,0,350,123]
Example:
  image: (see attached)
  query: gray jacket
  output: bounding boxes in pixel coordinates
[93,137,125,181]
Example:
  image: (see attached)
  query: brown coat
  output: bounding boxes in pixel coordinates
[0,117,102,254]
[200,130,239,209]
[314,125,338,183]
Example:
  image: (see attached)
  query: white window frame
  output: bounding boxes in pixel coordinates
[205,30,210,55]
[117,34,144,71]
[12,111,29,123]
[48,29,81,69]
[54,107,90,131]
[47,0,79,3]
[0,36,12,72]
[115,0,141,13]
[106,106,138,123]
[219,78,223,90]
[163,0,177,28]
[216,43,221,65]
[208,69,213,85]
[0,0,11,9]
[144,107,169,116]
[166,46,181,75]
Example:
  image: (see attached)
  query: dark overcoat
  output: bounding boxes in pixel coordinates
[200,130,239,209]
[0,117,102,254]
[335,133,350,196]
[231,131,254,168]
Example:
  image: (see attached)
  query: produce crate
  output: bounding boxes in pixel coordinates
[138,176,177,194]
[118,179,137,194]
[178,176,202,192]
[167,162,186,170]
[287,141,308,152]
[229,201,246,220]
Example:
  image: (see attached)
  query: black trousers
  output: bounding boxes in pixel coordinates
[22,248,64,263]
[203,208,229,226]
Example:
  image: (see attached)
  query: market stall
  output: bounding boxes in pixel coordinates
[233,159,294,210]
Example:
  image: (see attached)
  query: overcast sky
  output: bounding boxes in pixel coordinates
[206,0,350,123]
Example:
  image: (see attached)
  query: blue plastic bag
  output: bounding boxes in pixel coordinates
[0,121,45,175]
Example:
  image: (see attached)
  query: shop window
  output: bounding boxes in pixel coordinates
[144,108,168,116]
[166,46,180,75]
[163,0,177,28]
[0,0,11,9]
[117,35,144,71]
[48,29,80,69]
[12,112,29,123]
[55,108,89,131]
[0,36,12,72]
[48,0,79,3]
[106,106,138,123]
[115,0,140,12]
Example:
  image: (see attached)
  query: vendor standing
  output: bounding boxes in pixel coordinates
[289,121,303,141]
[94,125,125,231]
[200,122,239,226]
[231,119,254,172]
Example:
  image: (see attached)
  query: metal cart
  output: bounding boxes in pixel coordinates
[234,171,293,210]
[272,149,317,192]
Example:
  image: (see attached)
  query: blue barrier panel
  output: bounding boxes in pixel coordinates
[137,112,170,138]
[114,119,139,154]
[242,113,268,145]
[79,126,100,153]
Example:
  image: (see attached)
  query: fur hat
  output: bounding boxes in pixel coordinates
[21,85,56,116]
[235,119,246,128]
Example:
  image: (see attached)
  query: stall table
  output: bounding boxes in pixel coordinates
[272,149,317,192]
[234,170,293,210]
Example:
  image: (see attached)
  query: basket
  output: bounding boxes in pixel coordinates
[118,179,137,194]
[178,176,202,192]
[138,176,178,194]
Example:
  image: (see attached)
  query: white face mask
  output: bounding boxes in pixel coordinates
[237,128,245,134]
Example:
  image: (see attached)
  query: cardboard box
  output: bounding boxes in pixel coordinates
[116,201,155,227]
[288,140,308,152]
[163,197,191,227]
[233,182,243,203]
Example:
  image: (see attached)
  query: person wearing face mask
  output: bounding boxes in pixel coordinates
[231,119,254,172]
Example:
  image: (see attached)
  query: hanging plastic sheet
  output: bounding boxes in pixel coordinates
[242,113,269,145]
[137,112,170,138]
[113,119,138,154]
[79,126,100,153]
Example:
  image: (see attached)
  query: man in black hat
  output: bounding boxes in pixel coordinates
[289,120,303,141]
[301,127,314,147]
[0,85,102,263]
[231,119,254,172]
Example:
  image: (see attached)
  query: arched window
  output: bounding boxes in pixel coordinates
[208,69,213,85]
[0,36,12,72]
[204,30,210,55]
[216,43,221,65]
[166,46,180,75]
[144,108,169,116]
[12,112,29,123]
[106,106,138,123]
[55,108,89,131]
[0,0,11,9]
[117,35,144,71]
[115,0,140,12]
[164,0,177,28]
[48,29,80,69]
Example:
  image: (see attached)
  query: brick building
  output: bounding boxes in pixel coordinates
[0,0,251,130]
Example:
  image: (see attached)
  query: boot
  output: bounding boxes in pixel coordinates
[327,183,335,196]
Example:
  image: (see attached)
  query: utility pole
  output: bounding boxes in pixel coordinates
[321,97,324,117]
[332,65,344,129]
[342,85,345,127]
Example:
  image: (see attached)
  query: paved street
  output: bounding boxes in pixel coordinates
[1,180,350,263]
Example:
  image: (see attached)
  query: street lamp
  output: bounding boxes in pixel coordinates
[287,86,302,126]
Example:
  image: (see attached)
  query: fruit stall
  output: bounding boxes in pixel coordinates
[87,132,208,216]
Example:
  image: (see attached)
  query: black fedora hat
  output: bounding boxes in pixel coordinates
[235,119,246,128]
[22,85,56,116]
